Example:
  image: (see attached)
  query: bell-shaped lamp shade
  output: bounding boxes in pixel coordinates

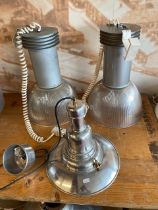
[47,99,120,195]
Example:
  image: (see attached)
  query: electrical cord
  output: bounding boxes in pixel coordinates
[82,44,104,102]
[0,149,49,192]
[0,160,47,192]
[49,96,75,153]
[0,97,75,192]
[0,151,48,192]
[15,22,54,143]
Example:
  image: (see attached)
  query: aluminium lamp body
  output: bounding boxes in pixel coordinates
[47,99,120,195]
[88,23,142,128]
[22,27,75,127]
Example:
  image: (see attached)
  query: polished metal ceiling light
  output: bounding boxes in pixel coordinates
[47,99,120,195]
[88,23,142,128]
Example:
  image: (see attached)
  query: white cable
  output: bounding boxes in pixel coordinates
[15,22,54,143]
[82,44,104,102]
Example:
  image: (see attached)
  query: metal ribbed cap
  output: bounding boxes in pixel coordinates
[100,23,141,46]
[22,27,59,50]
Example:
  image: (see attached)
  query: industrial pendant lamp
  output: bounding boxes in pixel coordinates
[22,27,74,127]
[15,23,75,142]
[88,23,142,128]
[47,99,120,195]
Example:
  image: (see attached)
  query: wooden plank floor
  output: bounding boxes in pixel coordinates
[0,94,158,209]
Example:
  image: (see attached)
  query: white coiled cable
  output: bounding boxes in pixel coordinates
[15,22,54,143]
[82,44,104,102]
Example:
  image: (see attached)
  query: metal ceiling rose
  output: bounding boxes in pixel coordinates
[47,100,120,195]
[3,144,35,175]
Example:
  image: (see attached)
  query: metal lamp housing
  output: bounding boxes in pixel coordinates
[47,100,120,195]
[22,27,75,127]
[88,23,142,128]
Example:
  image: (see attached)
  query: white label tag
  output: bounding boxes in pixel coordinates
[122,30,131,40]
[83,178,90,184]
[122,30,141,61]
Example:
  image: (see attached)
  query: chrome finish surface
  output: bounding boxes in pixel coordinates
[23,27,61,89]
[103,45,132,88]
[28,81,74,127]
[29,47,62,89]
[88,81,142,128]
[67,99,87,132]
[47,100,120,195]
[3,144,35,174]
[47,134,119,195]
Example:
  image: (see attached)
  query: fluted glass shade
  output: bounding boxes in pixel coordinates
[28,81,74,126]
[88,81,142,128]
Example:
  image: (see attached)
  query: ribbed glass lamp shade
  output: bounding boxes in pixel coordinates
[28,82,74,126]
[88,81,142,128]
[88,23,142,128]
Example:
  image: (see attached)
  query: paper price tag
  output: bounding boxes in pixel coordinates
[122,30,141,61]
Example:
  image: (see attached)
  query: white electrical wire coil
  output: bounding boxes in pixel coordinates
[82,44,104,102]
[15,22,54,143]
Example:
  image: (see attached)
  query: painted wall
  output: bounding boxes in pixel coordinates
[0,0,158,94]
